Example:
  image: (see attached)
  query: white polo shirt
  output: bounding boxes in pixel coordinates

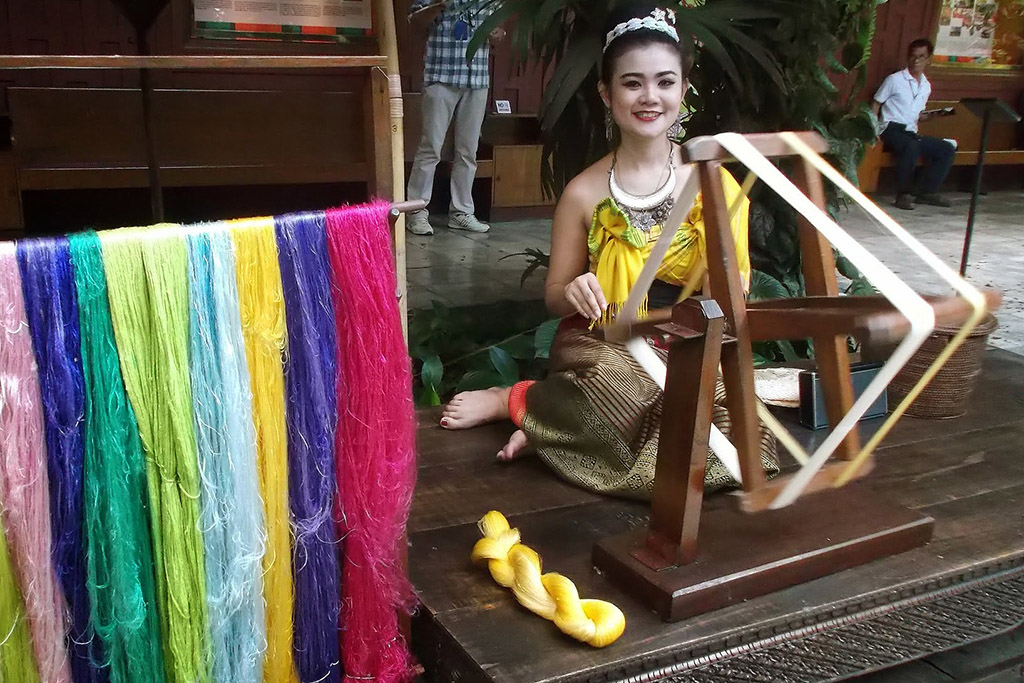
[873,68,931,133]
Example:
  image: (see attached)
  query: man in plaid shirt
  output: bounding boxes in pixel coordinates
[406,0,501,235]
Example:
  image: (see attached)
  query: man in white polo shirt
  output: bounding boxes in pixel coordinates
[872,38,956,211]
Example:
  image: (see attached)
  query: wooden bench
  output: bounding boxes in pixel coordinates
[856,99,1024,193]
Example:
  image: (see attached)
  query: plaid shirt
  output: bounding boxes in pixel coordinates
[410,0,494,90]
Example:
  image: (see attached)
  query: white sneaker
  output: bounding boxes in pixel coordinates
[448,213,490,233]
[406,210,433,236]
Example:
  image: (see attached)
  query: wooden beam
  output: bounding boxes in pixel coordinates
[682,131,828,163]
[747,291,1003,346]
[699,160,766,492]
[0,55,388,70]
[792,155,859,460]
[640,301,725,569]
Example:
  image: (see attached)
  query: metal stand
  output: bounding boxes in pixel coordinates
[959,98,1022,276]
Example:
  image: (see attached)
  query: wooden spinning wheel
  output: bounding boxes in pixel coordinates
[592,131,1001,621]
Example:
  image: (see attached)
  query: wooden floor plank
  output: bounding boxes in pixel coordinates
[409,349,1024,683]
[411,484,1024,683]
[869,421,1024,509]
[409,455,602,534]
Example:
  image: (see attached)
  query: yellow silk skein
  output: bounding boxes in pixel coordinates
[470,511,625,648]
[230,219,299,683]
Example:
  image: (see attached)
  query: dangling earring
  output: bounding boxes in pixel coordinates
[668,111,685,141]
[668,86,696,141]
[605,107,614,144]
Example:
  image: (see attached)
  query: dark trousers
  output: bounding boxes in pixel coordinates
[880,123,956,195]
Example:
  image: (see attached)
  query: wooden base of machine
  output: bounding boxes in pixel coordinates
[592,485,934,622]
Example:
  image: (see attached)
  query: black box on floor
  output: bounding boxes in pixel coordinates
[798,362,888,430]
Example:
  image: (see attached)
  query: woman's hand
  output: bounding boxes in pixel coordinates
[564,273,607,321]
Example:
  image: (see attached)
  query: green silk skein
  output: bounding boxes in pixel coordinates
[68,232,165,683]
[0,488,39,683]
[101,228,210,683]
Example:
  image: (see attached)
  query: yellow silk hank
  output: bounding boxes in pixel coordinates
[229,218,299,683]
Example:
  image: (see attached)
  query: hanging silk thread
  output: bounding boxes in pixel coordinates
[0,484,39,683]
[0,244,73,682]
[101,228,211,683]
[471,511,625,648]
[275,211,342,683]
[186,229,268,683]
[230,218,299,683]
[67,231,166,683]
[325,203,417,683]
[16,237,106,683]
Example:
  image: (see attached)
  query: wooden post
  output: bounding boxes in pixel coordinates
[373,0,410,340]
[792,157,860,461]
[0,151,23,235]
[698,161,766,492]
[634,299,725,570]
[135,27,165,223]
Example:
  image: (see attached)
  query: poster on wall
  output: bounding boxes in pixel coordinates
[193,0,373,42]
[935,0,997,62]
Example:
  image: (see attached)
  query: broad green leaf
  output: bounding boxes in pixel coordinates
[777,339,801,362]
[416,386,441,408]
[834,253,863,280]
[501,334,536,360]
[534,318,560,359]
[489,346,520,385]
[748,270,789,301]
[846,277,878,296]
[421,354,443,391]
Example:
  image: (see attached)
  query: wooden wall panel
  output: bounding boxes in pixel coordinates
[0,0,548,123]
[492,144,553,208]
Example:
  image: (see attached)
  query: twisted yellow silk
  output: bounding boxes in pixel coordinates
[230,218,299,683]
[589,166,750,326]
[471,511,625,648]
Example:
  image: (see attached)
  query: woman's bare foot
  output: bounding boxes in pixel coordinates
[440,387,511,429]
[497,429,531,462]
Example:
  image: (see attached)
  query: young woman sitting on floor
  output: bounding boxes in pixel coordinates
[440,2,778,499]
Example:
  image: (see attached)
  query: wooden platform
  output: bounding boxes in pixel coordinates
[409,349,1024,682]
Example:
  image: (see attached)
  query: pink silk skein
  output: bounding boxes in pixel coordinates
[0,244,73,682]
[325,204,417,683]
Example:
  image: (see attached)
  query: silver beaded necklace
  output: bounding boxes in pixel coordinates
[608,146,676,233]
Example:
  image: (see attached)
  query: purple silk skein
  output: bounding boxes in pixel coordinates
[16,237,106,683]
[274,211,342,683]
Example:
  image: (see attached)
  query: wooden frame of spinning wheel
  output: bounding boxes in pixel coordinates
[591,130,1001,622]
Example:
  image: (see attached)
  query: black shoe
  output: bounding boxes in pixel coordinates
[894,193,915,210]
[915,193,952,208]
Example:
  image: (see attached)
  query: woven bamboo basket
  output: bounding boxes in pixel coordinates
[887,313,998,419]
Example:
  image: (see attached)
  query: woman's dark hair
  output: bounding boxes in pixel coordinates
[600,3,695,84]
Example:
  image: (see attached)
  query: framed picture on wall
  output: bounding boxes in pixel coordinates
[192,0,374,43]
[933,0,1022,69]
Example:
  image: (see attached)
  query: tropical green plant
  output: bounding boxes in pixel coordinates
[409,299,560,406]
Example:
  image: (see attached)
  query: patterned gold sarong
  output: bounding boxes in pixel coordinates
[520,327,778,500]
